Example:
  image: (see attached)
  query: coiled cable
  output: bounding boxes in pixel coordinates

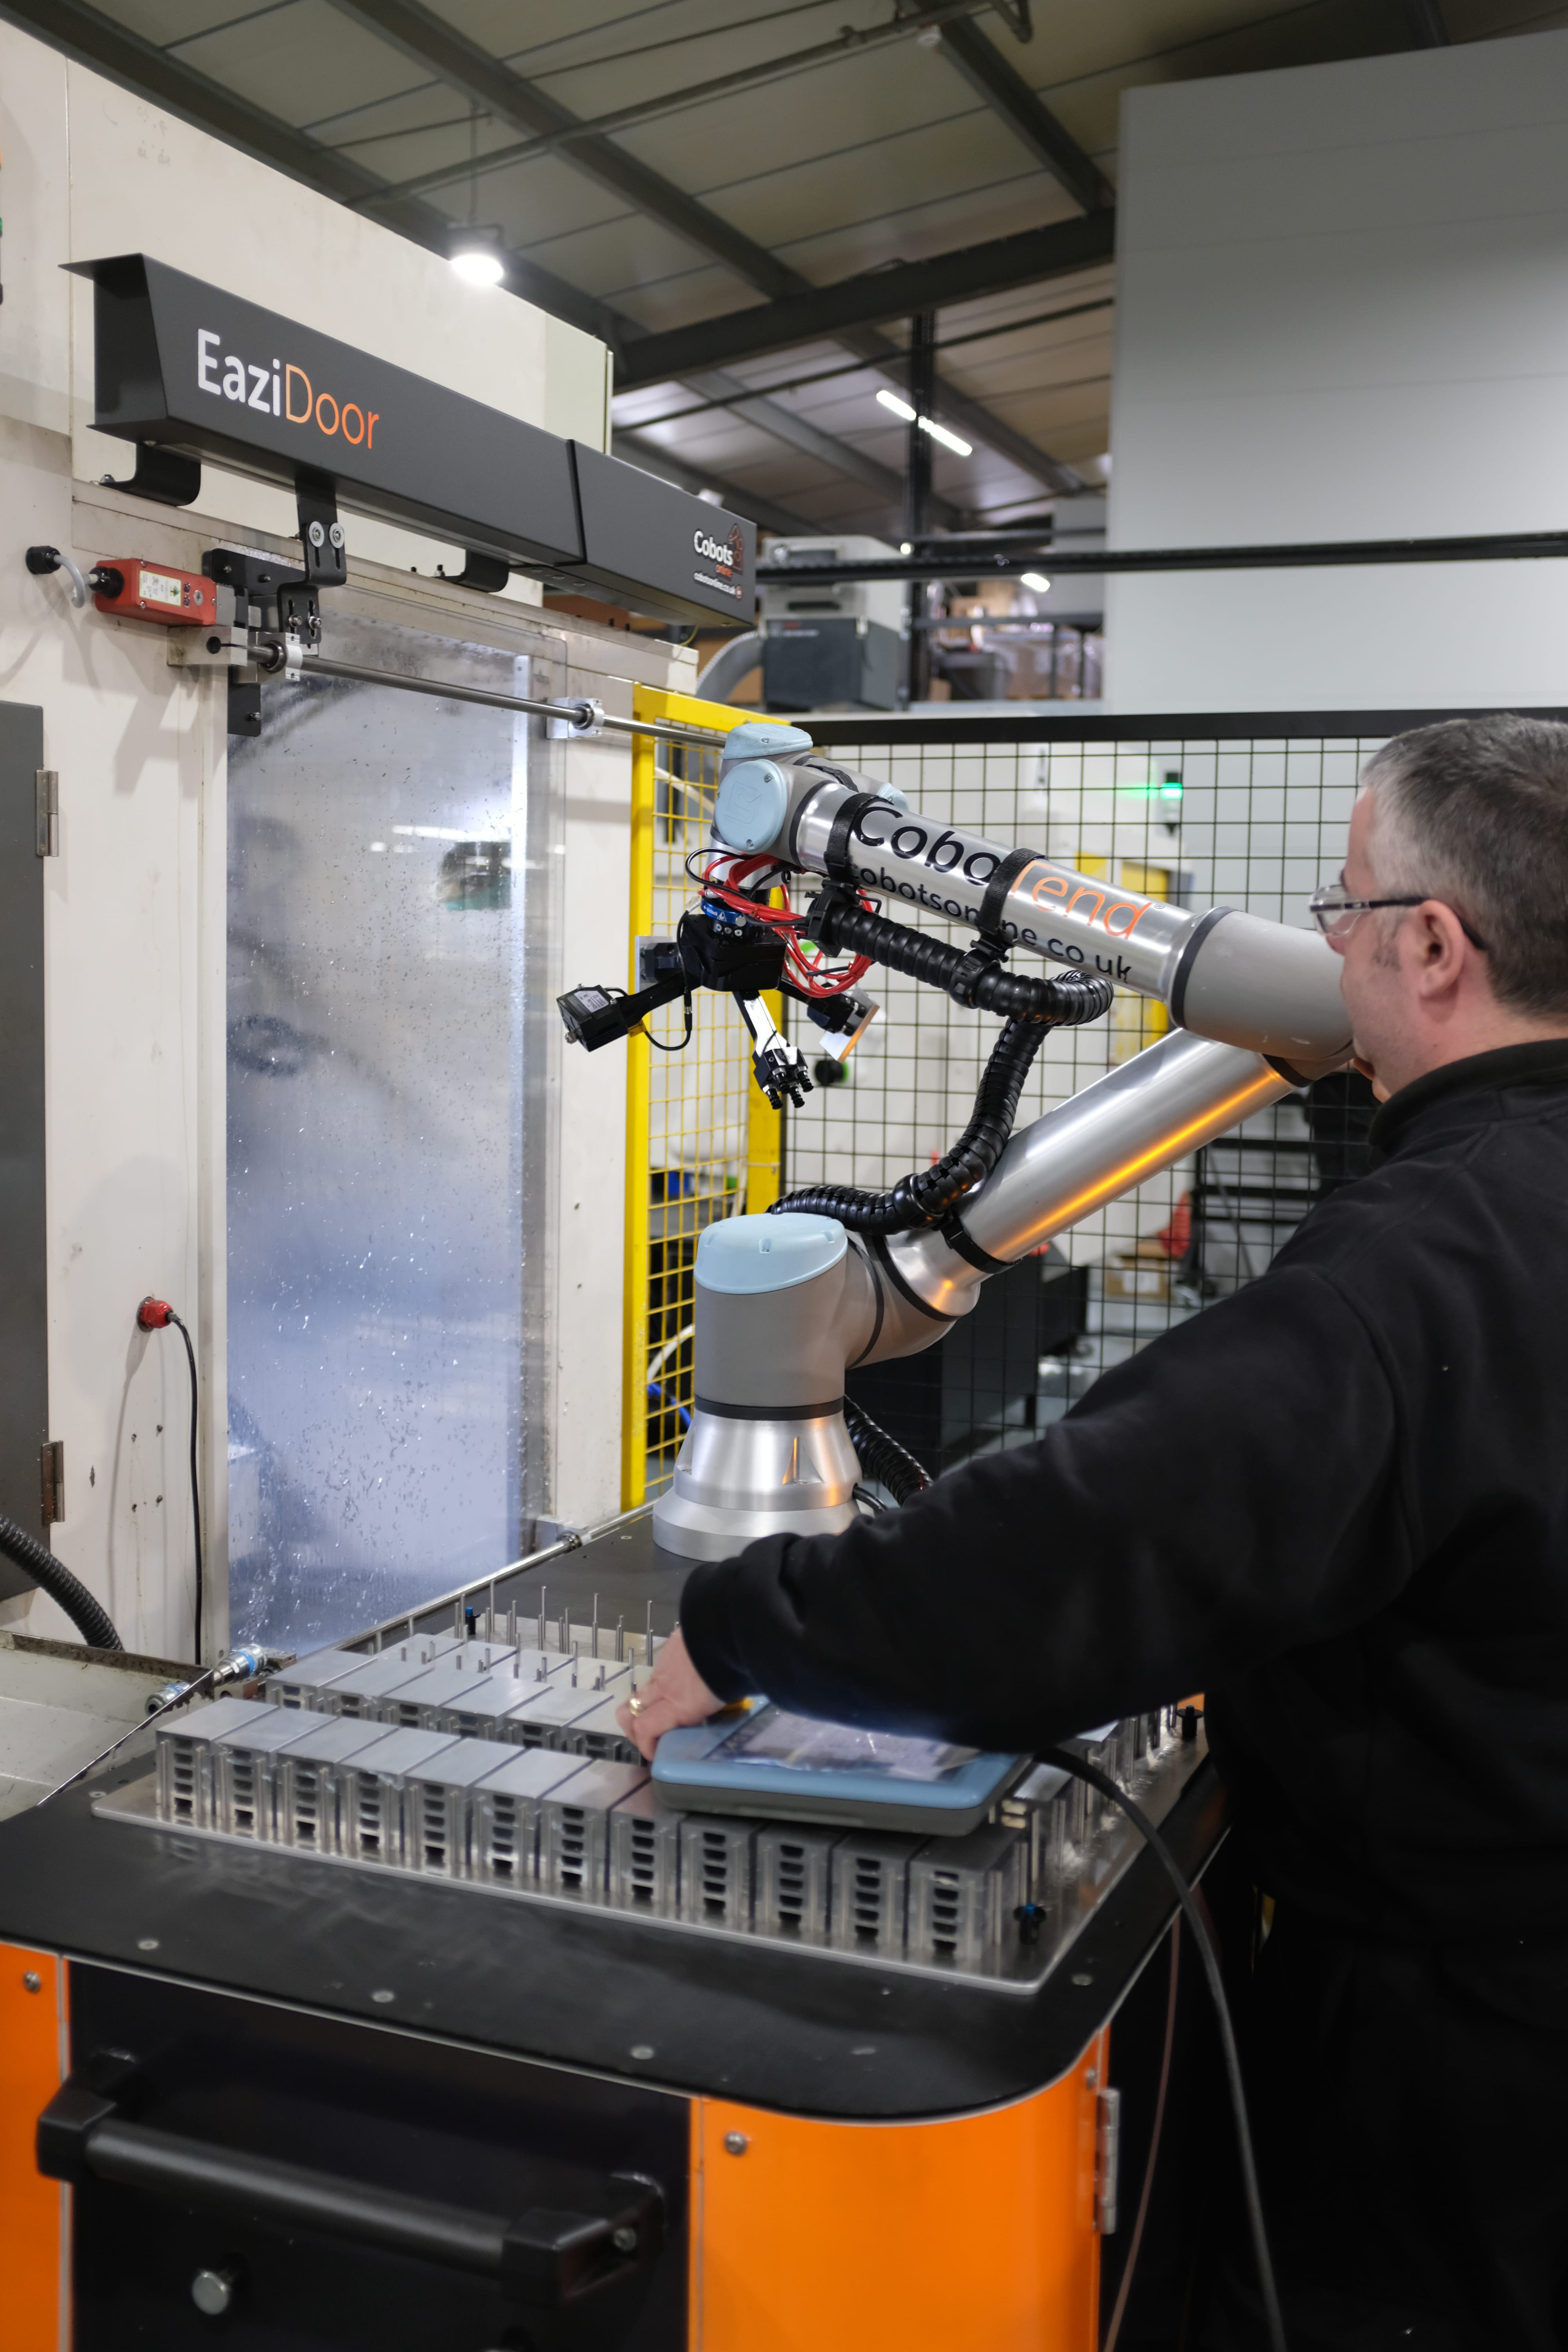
[844,1399,931,1506]
[774,1013,1054,1234]
[802,891,1115,1025]
[0,1511,122,1650]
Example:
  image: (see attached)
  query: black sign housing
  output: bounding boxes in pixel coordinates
[69,255,755,625]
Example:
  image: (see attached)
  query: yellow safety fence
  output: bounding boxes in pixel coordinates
[621,688,780,1510]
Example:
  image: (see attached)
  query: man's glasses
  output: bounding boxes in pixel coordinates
[1308,877,1488,951]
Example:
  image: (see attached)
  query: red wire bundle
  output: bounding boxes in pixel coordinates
[694,853,874,1001]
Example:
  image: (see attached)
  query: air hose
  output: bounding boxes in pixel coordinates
[775,1015,1055,1234]
[802,891,1116,1025]
[775,897,1112,1235]
[844,1399,931,1506]
[0,1511,123,1650]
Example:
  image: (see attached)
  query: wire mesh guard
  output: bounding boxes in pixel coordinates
[780,735,1381,1476]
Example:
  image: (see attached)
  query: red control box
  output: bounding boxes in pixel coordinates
[92,559,216,626]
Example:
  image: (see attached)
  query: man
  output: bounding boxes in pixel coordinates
[619,714,1568,2351]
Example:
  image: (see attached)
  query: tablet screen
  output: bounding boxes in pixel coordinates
[707,1708,979,1784]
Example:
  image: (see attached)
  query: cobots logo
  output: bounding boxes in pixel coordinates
[692,522,745,598]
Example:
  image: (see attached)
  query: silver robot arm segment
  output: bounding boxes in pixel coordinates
[649,731,1354,1561]
[868,1032,1293,1348]
[712,739,1351,1078]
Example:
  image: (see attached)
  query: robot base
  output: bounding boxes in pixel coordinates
[651,1403,860,1563]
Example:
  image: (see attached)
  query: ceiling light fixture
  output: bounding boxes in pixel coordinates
[447,224,506,286]
[1021,572,1051,593]
[918,416,972,457]
[875,388,972,458]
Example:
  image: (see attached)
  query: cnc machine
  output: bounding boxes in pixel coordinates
[0,705,1354,2350]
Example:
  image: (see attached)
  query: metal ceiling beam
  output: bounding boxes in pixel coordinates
[322,0,999,504]
[0,0,626,347]
[864,352,1089,494]
[683,368,961,527]
[614,215,1117,390]
[609,434,818,539]
[909,9,1116,213]
[1403,0,1450,41]
[325,0,804,306]
[347,0,998,215]
[327,0,1088,498]
[9,0,1088,508]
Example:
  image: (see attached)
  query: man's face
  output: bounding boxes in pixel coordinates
[1331,791,1414,1098]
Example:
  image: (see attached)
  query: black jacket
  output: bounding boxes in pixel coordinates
[682,1041,1568,1945]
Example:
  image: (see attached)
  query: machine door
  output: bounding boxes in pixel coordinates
[49,1963,687,2352]
[227,612,563,1654]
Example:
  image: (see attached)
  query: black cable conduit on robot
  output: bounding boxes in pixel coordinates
[799,890,1117,1025]
[0,1511,123,1651]
[769,891,1113,1234]
[775,1015,1061,1234]
[843,1399,931,1506]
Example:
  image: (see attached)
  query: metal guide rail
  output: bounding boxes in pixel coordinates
[94,1612,1210,1994]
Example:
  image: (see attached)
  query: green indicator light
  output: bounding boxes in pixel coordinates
[1113,777,1185,801]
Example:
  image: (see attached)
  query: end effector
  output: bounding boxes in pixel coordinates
[556,909,814,1110]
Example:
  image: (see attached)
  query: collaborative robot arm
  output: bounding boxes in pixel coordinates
[561,720,1354,1562]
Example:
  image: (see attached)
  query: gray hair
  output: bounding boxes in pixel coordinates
[1359,715,1568,1017]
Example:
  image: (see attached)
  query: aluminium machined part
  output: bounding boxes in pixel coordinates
[400,1739,524,1877]
[503,1678,621,1749]
[154,1696,279,1829]
[387,1646,524,1731]
[336,1728,462,1866]
[207,1705,325,1840]
[471,1749,586,1886]
[122,1664,1210,1989]
[312,1644,446,1721]
[273,1715,401,1853]
[539,1760,650,1898]
[677,1815,757,1930]
[608,1782,682,1918]
[755,1822,838,1947]
[907,1822,1029,1973]
[433,1651,581,1740]
[265,1647,375,1710]
[562,1690,643,1765]
[829,1831,920,1958]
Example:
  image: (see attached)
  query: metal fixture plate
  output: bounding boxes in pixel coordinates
[94,1710,1209,1998]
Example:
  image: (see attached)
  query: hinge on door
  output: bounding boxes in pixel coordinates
[40,1440,65,1527]
[35,769,59,858]
[1094,2086,1121,2234]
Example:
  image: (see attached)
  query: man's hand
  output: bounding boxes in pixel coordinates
[616,1627,724,1760]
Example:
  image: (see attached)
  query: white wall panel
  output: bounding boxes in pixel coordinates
[0,19,671,1661]
[1107,29,1568,711]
